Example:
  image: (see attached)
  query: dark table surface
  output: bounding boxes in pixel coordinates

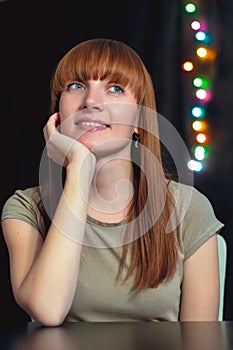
[0,321,233,350]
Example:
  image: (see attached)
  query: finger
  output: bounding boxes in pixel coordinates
[43,113,59,141]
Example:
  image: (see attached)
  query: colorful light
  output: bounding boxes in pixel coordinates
[204,48,217,60]
[182,61,194,71]
[192,120,207,131]
[196,47,217,60]
[195,31,212,44]
[185,2,197,14]
[196,133,207,143]
[187,160,204,172]
[195,31,206,41]
[191,105,205,118]
[196,47,207,58]
[193,77,202,87]
[183,1,216,173]
[192,76,210,88]
[196,89,211,102]
[194,145,207,160]
[196,89,207,100]
[191,20,201,30]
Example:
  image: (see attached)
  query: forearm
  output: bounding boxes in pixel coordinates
[17,164,91,325]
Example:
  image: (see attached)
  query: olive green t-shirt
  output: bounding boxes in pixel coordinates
[1,180,224,321]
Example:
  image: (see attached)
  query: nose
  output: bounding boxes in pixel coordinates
[80,85,104,111]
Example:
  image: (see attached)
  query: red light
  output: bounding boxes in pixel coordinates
[182,61,194,72]
[196,133,208,144]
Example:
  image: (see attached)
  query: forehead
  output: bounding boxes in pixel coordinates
[66,62,132,87]
[58,43,142,87]
[53,42,147,106]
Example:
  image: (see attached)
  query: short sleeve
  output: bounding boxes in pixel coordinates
[179,185,224,260]
[1,187,46,237]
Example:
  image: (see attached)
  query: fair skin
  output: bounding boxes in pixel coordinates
[2,79,220,326]
[58,79,139,220]
[180,234,220,320]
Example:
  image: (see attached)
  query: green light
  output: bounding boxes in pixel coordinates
[194,145,208,160]
[193,77,210,89]
[185,2,197,13]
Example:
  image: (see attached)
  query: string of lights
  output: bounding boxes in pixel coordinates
[181,1,217,172]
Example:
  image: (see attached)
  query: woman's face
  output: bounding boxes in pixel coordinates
[58,79,139,157]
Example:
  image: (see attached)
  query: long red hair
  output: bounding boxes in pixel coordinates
[48,38,178,290]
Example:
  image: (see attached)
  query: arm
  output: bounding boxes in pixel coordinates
[2,113,96,326]
[179,234,220,321]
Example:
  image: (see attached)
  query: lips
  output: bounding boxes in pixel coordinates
[75,119,110,132]
[76,121,108,128]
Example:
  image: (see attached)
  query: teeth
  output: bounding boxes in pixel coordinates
[77,121,107,128]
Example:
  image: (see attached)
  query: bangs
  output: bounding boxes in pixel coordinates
[52,39,147,105]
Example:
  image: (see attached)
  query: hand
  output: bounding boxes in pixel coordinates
[43,113,96,173]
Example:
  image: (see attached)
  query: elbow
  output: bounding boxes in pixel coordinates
[30,309,66,327]
[32,313,66,327]
[16,294,68,327]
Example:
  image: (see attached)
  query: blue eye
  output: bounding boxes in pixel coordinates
[67,82,85,90]
[108,85,124,94]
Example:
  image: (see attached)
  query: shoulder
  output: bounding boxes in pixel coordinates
[167,180,224,260]
[2,186,42,211]
[168,179,221,219]
[1,186,46,237]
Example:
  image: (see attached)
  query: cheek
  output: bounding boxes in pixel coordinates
[110,104,139,127]
[58,112,76,138]
[59,94,79,120]
[59,117,73,137]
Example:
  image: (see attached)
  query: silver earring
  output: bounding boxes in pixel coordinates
[134,134,140,148]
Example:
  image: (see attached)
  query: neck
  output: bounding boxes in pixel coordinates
[88,157,134,222]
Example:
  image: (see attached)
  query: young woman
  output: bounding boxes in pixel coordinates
[1,38,224,326]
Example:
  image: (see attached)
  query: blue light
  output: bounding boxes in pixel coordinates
[187,160,204,172]
[191,105,205,118]
[195,31,212,44]
[195,31,206,41]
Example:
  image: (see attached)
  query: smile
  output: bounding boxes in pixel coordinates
[76,121,108,128]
